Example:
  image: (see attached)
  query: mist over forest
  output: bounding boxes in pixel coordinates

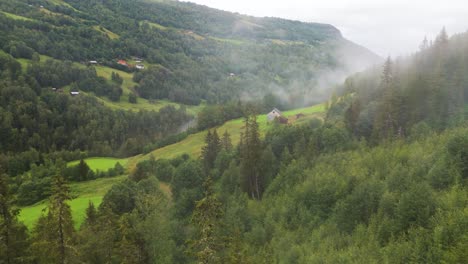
[0,0,466,263]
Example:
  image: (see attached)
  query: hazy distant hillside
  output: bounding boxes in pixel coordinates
[0,0,380,106]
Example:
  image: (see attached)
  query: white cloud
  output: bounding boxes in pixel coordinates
[186,0,468,56]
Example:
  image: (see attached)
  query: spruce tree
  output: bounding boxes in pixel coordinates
[84,201,97,228]
[201,130,221,173]
[240,115,263,199]
[0,173,30,264]
[32,175,75,264]
[78,159,90,181]
[221,130,233,152]
[189,176,223,264]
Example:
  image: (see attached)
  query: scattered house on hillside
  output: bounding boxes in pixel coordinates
[52,87,57,92]
[267,108,289,124]
[136,64,145,70]
[117,60,128,67]
[267,108,283,122]
[229,73,236,77]
[89,60,98,64]
[70,91,80,96]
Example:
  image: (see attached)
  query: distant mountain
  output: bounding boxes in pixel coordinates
[0,0,380,106]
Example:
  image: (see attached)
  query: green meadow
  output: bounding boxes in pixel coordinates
[94,65,203,115]
[18,175,127,230]
[67,157,129,172]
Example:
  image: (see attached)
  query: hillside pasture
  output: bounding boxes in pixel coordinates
[139,103,325,162]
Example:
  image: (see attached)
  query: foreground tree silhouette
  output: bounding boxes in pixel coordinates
[0,173,30,263]
[201,129,221,173]
[32,175,75,264]
[239,115,263,199]
[188,176,224,263]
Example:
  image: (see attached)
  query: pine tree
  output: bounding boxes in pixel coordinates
[345,98,361,136]
[189,176,223,264]
[116,214,141,264]
[201,130,221,173]
[419,36,429,51]
[84,201,97,228]
[239,115,263,199]
[31,175,75,264]
[78,205,118,264]
[373,57,401,140]
[0,173,30,264]
[221,130,233,152]
[78,159,90,181]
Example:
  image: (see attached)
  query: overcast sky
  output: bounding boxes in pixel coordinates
[186,0,468,57]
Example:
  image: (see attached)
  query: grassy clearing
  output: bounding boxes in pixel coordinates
[67,157,129,172]
[141,20,168,30]
[18,175,127,229]
[92,25,120,40]
[94,65,135,93]
[139,104,325,162]
[93,65,202,115]
[209,36,245,45]
[1,11,34,21]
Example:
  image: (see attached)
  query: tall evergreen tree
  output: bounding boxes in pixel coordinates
[0,173,30,264]
[239,115,264,199]
[373,57,405,140]
[221,130,233,152]
[78,159,90,182]
[189,176,224,264]
[31,175,75,264]
[201,130,221,173]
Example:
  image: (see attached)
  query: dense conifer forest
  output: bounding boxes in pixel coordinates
[0,0,467,263]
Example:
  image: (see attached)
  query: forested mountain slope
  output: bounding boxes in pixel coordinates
[1,24,466,263]
[0,0,380,105]
[0,0,379,185]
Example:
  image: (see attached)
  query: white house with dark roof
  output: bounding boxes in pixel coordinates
[267,108,282,122]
